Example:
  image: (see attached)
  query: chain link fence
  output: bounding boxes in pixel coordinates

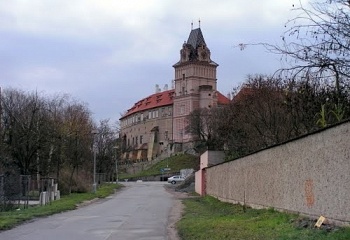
[96,173,107,184]
[0,174,58,212]
[0,172,109,212]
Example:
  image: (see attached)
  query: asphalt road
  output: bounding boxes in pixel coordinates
[0,182,175,240]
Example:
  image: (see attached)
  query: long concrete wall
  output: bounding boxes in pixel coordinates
[205,120,350,224]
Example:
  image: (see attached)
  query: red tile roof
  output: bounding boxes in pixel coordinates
[217,91,230,105]
[231,87,255,103]
[120,89,230,119]
[121,90,175,119]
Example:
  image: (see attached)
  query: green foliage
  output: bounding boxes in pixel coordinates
[177,196,350,240]
[316,104,328,128]
[224,151,242,162]
[0,183,121,230]
[316,103,346,128]
[330,103,345,122]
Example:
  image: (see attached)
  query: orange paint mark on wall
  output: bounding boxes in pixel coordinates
[304,179,315,207]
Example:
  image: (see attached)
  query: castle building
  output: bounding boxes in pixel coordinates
[119,27,229,163]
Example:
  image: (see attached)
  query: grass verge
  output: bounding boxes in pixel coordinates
[177,196,350,240]
[0,183,122,231]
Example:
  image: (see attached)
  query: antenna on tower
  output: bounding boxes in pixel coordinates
[199,18,201,28]
[191,21,193,30]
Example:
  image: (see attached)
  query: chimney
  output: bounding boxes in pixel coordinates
[155,84,160,93]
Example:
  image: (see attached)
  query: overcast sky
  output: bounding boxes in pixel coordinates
[0,0,309,123]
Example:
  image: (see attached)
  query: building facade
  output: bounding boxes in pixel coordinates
[119,27,229,163]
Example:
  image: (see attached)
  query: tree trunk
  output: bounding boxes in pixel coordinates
[68,166,76,194]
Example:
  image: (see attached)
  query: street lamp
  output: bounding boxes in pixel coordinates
[91,129,98,193]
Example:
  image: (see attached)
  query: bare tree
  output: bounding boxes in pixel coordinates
[43,95,66,181]
[283,1,350,84]
[218,76,293,157]
[237,0,350,128]
[220,73,350,161]
[238,1,350,89]
[63,102,93,194]
[0,88,97,194]
[95,119,118,181]
[185,107,225,151]
[1,89,46,175]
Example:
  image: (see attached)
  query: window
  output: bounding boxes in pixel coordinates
[136,136,138,145]
[155,110,159,118]
[149,111,152,119]
[140,135,143,144]
[168,107,172,116]
[141,113,144,121]
[180,105,184,115]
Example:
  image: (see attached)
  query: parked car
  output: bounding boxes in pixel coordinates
[167,175,185,184]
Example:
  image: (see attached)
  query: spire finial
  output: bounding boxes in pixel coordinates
[199,18,201,28]
[191,21,193,30]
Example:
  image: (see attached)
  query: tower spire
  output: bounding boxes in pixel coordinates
[198,19,201,28]
[191,21,193,30]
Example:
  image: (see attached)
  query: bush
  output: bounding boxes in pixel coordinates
[59,168,92,195]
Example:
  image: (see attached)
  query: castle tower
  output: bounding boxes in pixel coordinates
[172,27,219,145]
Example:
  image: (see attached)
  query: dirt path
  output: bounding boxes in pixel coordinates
[166,186,191,240]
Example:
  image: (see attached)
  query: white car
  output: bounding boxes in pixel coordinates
[167,175,185,184]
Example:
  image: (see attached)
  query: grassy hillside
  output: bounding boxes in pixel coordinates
[119,153,199,179]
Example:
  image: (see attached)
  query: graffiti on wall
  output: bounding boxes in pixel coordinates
[304,179,315,207]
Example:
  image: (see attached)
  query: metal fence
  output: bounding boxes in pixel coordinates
[96,173,107,184]
[0,173,109,212]
[0,174,57,211]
